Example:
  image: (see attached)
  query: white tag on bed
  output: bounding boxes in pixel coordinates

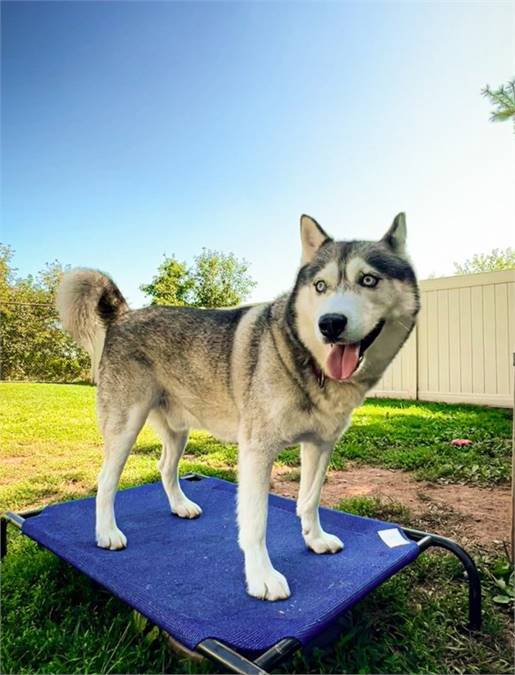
[378,528,409,548]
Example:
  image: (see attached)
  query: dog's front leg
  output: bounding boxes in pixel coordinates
[237,447,290,601]
[297,442,343,554]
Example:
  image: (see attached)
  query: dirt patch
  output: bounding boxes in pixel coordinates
[271,463,512,548]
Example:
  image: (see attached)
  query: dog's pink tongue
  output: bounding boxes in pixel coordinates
[326,343,360,380]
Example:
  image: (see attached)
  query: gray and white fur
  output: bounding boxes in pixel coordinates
[57,213,419,601]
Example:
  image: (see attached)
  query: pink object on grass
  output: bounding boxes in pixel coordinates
[451,438,472,447]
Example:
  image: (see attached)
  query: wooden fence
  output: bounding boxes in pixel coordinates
[370,270,515,408]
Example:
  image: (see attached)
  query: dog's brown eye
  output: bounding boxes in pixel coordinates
[315,280,327,293]
[360,274,379,288]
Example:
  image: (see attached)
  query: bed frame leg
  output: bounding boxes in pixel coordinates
[197,638,269,674]
[1,516,7,559]
[254,637,300,670]
[404,527,482,631]
[196,637,300,674]
[1,510,41,560]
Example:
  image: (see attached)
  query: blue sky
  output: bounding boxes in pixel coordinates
[2,0,514,306]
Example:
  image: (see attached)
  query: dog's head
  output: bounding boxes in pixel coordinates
[291,213,419,381]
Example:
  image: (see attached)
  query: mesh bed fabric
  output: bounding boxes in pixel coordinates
[22,476,419,652]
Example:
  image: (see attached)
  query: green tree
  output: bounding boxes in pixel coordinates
[191,248,256,308]
[141,249,256,308]
[0,244,16,296]
[140,256,194,306]
[482,79,515,130]
[0,248,90,382]
[453,247,515,275]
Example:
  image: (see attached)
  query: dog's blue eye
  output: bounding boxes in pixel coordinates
[315,280,327,293]
[360,274,379,288]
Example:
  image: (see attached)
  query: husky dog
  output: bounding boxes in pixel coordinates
[57,213,419,601]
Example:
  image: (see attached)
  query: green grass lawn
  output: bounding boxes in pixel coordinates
[1,382,513,674]
[0,382,511,513]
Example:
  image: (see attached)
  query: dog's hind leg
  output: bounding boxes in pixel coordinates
[237,446,290,601]
[96,402,150,550]
[297,442,343,554]
[148,411,202,519]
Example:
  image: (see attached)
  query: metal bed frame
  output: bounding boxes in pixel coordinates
[1,474,482,675]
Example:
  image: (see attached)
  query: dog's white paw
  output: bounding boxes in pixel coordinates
[246,567,291,601]
[306,532,344,554]
[96,526,127,550]
[172,497,202,519]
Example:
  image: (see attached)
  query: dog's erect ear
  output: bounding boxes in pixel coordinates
[300,215,332,264]
[381,212,407,255]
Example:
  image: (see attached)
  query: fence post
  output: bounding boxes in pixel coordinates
[415,321,419,401]
[512,353,514,559]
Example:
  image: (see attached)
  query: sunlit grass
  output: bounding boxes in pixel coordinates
[1,383,511,512]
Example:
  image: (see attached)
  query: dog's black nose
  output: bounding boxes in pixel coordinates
[318,314,348,342]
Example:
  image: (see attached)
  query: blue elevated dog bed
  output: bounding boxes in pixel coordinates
[1,474,481,674]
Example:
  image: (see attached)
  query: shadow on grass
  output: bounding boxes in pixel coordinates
[132,443,161,456]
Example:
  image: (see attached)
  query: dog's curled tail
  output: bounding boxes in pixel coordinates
[56,269,128,381]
